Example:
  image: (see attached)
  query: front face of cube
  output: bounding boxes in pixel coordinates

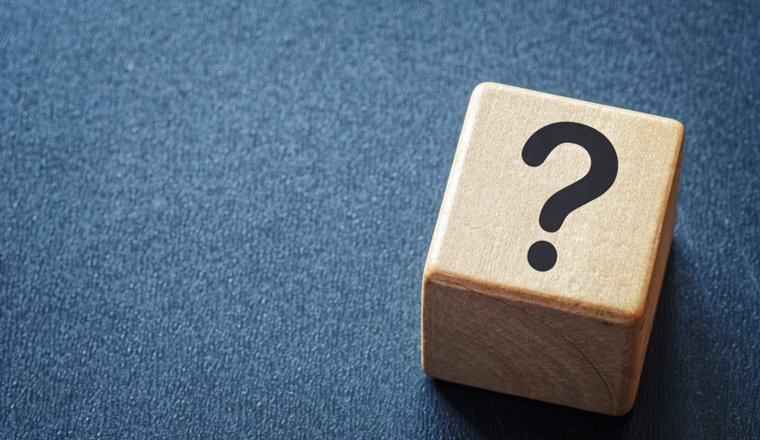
[421,83,683,415]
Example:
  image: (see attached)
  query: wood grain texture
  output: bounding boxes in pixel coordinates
[421,83,683,415]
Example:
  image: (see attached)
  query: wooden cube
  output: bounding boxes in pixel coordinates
[421,83,683,415]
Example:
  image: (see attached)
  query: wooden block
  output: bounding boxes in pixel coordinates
[421,83,683,415]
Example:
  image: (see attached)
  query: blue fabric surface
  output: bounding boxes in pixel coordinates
[2,0,759,438]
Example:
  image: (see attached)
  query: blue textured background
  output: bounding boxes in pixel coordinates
[2,0,759,438]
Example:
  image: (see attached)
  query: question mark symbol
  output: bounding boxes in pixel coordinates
[522,122,618,272]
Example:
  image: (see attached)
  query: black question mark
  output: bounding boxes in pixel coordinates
[522,122,618,271]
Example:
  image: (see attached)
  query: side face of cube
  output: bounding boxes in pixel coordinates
[421,278,637,415]
[421,83,683,415]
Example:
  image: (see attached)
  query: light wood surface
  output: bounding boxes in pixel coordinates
[421,83,683,415]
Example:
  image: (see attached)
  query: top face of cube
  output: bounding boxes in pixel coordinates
[425,83,683,321]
